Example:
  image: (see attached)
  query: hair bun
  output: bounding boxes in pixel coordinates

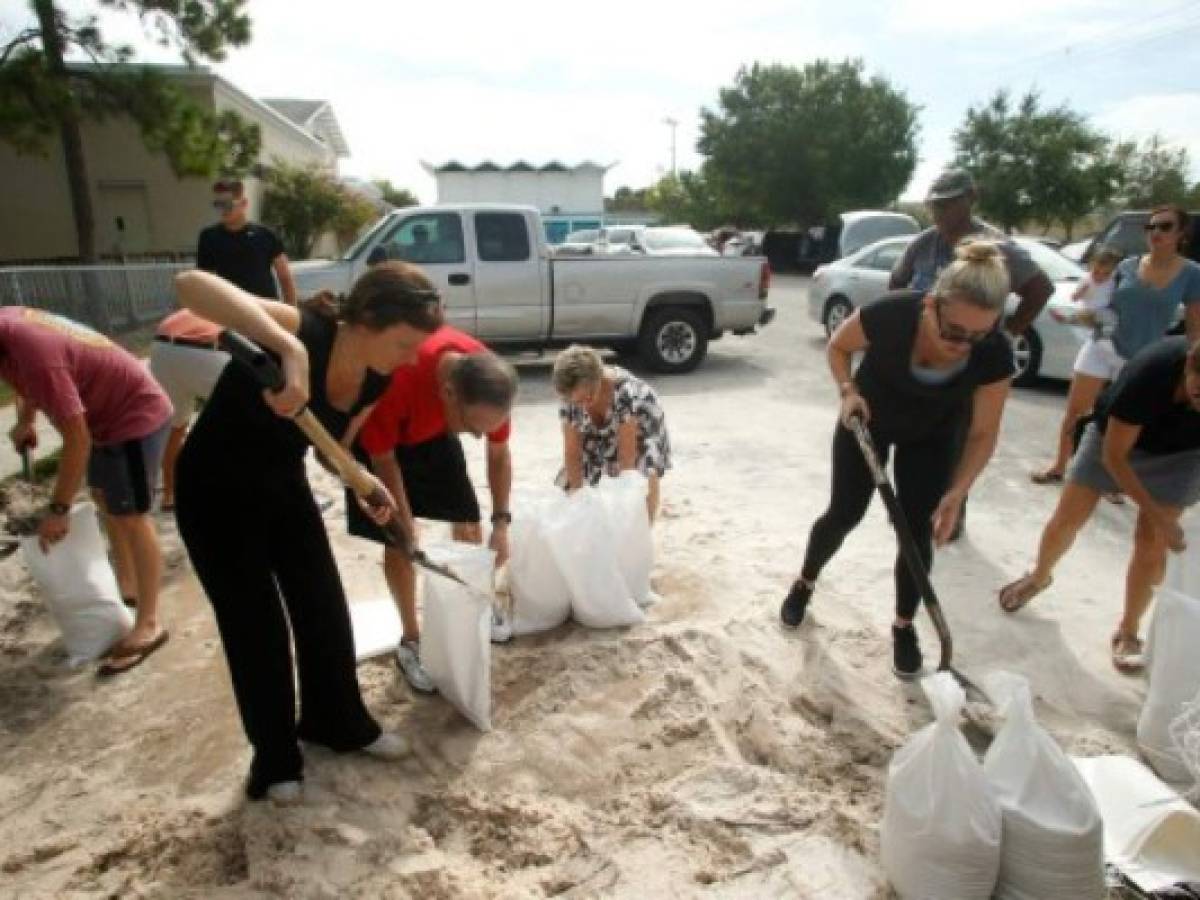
[957,239,1001,264]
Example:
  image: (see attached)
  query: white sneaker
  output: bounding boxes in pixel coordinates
[266,780,303,805]
[362,733,410,760]
[490,605,513,644]
[395,640,436,694]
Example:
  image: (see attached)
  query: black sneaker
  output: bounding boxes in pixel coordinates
[892,624,923,680]
[780,579,813,628]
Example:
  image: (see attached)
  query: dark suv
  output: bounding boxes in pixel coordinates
[1081,210,1200,265]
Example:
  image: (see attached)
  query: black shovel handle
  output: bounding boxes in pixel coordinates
[219,329,287,393]
[847,415,954,673]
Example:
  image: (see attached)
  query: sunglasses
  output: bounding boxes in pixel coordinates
[212,199,236,212]
[933,300,994,346]
[1145,220,1177,233]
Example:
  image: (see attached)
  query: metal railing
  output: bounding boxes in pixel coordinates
[0,263,187,334]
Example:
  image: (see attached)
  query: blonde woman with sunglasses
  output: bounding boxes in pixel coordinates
[780,240,1014,680]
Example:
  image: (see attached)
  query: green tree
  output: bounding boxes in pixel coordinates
[1,1,260,264]
[372,179,419,208]
[606,185,650,213]
[953,91,1122,237]
[644,169,724,229]
[697,60,919,227]
[1114,135,1192,208]
[263,162,372,259]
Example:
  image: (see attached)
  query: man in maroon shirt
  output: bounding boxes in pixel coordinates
[1,308,173,675]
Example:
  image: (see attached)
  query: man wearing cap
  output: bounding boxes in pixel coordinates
[890,169,1054,539]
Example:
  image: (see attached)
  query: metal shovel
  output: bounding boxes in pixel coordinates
[847,415,991,705]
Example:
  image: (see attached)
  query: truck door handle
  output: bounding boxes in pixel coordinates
[448,273,471,286]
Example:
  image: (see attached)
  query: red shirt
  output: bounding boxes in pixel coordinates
[156,308,222,344]
[0,307,172,444]
[359,326,511,455]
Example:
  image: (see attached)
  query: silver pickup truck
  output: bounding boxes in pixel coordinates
[291,204,775,373]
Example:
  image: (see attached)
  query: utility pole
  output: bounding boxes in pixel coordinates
[662,116,678,177]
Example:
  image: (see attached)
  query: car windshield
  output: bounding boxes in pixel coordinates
[643,228,709,251]
[1014,237,1084,282]
[564,229,599,244]
[343,213,394,260]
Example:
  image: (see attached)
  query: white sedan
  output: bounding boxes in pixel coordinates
[806,235,1089,385]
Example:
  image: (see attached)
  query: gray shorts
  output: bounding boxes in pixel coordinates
[87,421,171,516]
[1068,423,1200,508]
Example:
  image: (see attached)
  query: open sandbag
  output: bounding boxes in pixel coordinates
[880,671,1002,900]
[983,672,1104,900]
[541,489,644,630]
[419,542,495,731]
[1074,754,1200,893]
[20,501,132,666]
[507,500,572,636]
[596,472,654,607]
[1139,586,1200,786]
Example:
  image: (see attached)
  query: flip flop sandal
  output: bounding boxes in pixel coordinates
[1104,492,1126,505]
[998,573,1053,613]
[1111,632,1145,673]
[97,630,169,678]
[1030,470,1065,485]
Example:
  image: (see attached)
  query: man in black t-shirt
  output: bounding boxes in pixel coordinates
[196,179,297,304]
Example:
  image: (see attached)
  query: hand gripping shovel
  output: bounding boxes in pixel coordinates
[846,415,991,705]
[219,330,470,588]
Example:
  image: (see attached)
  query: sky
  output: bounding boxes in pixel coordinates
[4,0,1200,205]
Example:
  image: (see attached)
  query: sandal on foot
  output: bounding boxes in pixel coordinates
[998,573,1052,613]
[1030,469,1064,485]
[1111,632,1145,673]
[1104,492,1125,505]
[98,630,169,677]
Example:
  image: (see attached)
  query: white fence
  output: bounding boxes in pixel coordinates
[0,263,186,334]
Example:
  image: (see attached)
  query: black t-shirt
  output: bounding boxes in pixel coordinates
[196,222,284,298]
[854,292,1015,442]
[180,311,390,484]
[1094,336,1200,455]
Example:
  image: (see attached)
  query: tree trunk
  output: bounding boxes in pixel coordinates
[33,0,109,331]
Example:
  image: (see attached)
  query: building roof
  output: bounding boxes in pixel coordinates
[421,160,616,175]
[262,99,350,158]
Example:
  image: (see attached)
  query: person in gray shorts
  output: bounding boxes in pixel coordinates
[999,336,1200,673]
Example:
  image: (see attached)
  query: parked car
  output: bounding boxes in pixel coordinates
[555,228,602,255]
[1060,235,1093,262]
[721,231,765,257]
[1079,210,1200,265]
[640,227,718,256]
[806,234,1090,386]
[796,210,920,272]
[294,204,774,373]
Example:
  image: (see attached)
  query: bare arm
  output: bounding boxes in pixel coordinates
[562,420,584,490]
[1007,272,1054,336]
[888,241,916,290]
[827,310,871,424]
[932,378,1011,545]
[49,414,90,509]
[486,441,512,517]
[369,452,416,544]
[1185,301,1200,343]
[273,254,298,307]
[1101,419,1173,528]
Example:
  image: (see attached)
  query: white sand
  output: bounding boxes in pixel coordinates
[0,276,1151,897]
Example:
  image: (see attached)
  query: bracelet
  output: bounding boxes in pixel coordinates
[47,501,70,516]
[490,510,512,526]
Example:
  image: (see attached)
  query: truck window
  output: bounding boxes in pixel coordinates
[475,212,530,262]
[379,213,465,265]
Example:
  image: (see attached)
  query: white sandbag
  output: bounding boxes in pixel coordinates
[1139,586,1200,786]
[349,597,403,662]
[596,472,654,607]
[983,672,1105,900]
[541,489,644,630]
[20,502,132,666]
[1073,754,1200,893]
[880,671,1002,900]
[507,501,572,636]
[419,542,495,731]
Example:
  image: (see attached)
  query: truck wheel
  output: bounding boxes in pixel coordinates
[638,307,709,373]
[822,295,854,338]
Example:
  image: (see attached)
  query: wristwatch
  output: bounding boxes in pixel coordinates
[490,510,512,526]
[47,501,70,516]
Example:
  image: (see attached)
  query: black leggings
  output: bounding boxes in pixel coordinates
[800,424,957,620]
[176,469,380,792]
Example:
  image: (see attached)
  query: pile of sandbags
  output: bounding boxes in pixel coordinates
[984,673,1105,900]
[508,472,651,633]
[1139,515,1200,787]
[419,542,496,731]
[881,672,1002,899]
[20,501,132,666]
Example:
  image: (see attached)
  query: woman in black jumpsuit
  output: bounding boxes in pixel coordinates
[173,263,443,800]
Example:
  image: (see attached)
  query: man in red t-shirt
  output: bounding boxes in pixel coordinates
[348,326,517,693]
[0,308,173,675]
